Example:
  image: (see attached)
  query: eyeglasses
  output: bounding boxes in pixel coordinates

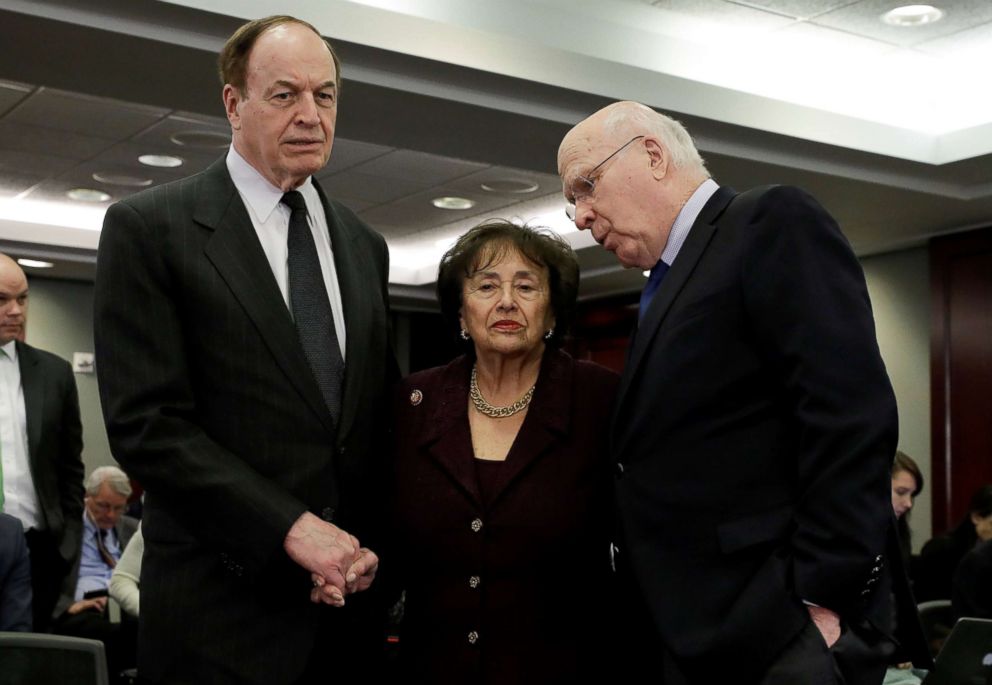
[90,500,127,515]
[564,135,644,221]
[465,278,544,301]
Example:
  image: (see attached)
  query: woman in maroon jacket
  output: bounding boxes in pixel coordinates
[391,220,620,683]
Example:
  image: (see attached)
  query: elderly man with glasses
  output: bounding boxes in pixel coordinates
[557,101,930,685]
[52,465,138,682]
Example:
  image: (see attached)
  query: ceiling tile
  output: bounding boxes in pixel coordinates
[0,121,112,159]
[0,150,78,177]
[6,87,168,140]
[0,80,31,118]
[351,150,488,185]
[812,0,992,48]
[319,139,393,175]
[130,113,231,152]
[916,20,992,59]
[318,170,429,204]
[651,0,797,28]
[730,0,854,20]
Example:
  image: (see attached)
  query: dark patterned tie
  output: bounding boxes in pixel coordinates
[96,529,117,569]
[638,259,670,321]
[282,191,344,423]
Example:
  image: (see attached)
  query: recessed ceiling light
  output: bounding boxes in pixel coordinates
[432,196,475,210]
[480,179,539,194]
[139,154,184,168]
[881,5,944,26]
[17,258,54,269]
[92,171,153,187]
[66,188,111,202]
[170,130,231,149]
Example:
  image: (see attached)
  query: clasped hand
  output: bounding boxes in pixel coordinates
[283,511,379,607]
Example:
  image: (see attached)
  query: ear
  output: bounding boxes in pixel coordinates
[223,84,243,130]
[458,309,466,333]
[643,137,669,181]
[972,511,983,526]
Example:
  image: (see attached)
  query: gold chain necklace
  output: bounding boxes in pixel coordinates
[469,365,536,418]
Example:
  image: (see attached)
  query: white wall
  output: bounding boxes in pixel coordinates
[23,277,112,477]
[861,246,931,551]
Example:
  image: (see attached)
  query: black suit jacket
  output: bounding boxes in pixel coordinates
[613,185,926,681]
[16,340,84,565]
[391,350,619,683]
[94,158,396,684]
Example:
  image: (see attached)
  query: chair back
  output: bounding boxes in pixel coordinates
[0,632,109,685]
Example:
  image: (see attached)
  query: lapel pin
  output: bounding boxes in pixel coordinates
[409,389,423,406]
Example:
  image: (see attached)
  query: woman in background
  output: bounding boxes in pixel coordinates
[391,221,619,684]
[915,484,992,602]
[891,451,924,562]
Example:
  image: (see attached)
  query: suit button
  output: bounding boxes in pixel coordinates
[470,518,483,533]
[339,446,347,457]
[321,507,335,522]
[615,463,624,477]
[469,575,481,589]
[467,630,479,645]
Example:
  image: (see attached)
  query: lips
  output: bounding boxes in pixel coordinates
[492,320,523,331]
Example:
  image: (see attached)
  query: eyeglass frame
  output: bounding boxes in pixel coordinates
[564,135,645,221]
[464,276,546,302]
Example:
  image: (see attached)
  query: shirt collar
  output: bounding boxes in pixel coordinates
[226,145,315,222]
[661,178,719,267]
[0,339,17,362]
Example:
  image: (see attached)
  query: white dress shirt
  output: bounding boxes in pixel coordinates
[226,146,346,359]
[661,178,720,267]
[0,340,42,530]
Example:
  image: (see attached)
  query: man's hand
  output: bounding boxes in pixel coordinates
[807,605,841,647]
[67,597,107,615]
[284,512,378,606]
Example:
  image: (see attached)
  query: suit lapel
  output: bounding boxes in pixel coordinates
[314,183,374,446]
[612,187,736,440]
[16,342,42,463]
[414,351,573,509]
[488,349,571,505]
[417,357,481,504]
[199,159,336,435]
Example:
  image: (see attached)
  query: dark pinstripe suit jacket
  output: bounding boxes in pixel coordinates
[16,340,84,566]
[94,157,396,684]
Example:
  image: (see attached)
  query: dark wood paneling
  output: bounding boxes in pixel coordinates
[930,227,992,534]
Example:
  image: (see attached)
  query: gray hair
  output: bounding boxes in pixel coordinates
[603,103,708,175]
[85,465,132,498]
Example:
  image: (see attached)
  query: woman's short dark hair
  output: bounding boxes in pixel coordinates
[893,451,924,497]
[969,484,992,518]
[436,220,579,347]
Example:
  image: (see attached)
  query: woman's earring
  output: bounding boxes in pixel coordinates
[544,328,554,340]
[460,329,470,341]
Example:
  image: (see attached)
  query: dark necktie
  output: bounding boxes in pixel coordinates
[638,259,670,322]
[96,529,116,569]
[282,191,344,424]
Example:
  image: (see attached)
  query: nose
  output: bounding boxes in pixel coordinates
[496,283,517,309]
[572,200,595,231]
[295,93,320,126]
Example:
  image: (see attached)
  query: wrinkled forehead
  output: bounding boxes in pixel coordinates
[467,242,546,280]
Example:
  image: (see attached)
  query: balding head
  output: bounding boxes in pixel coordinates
[556,102,710,270]
[0,254,28,344]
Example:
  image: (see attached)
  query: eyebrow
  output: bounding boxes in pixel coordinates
[267,79,337,93]
[471,270,539,279]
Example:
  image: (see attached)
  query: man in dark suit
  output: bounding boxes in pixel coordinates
[53,465,138,680]
[0,252,84,632]
[0,512,32,631]
[557,101,929,684]
[94,15,396,684]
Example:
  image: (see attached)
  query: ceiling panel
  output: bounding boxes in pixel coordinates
[731,0,854,20]
[318,170,430,204]
[0,120,113,159]
[812,0,992,47]
[351,150,489,185]
[318,139,393,174]
[6,87,168,139]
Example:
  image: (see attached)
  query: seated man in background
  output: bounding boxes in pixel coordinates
[0,511,32,631]
[52,466,138,680]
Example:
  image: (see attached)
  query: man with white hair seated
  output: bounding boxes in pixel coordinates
[52,465,138,682]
